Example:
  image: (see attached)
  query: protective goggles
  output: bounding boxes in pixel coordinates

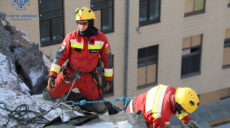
[77,21,88,26]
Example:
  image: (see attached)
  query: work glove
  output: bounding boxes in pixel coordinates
[103,81,112,92]
[48,76,56,90]
[183,120,200,128]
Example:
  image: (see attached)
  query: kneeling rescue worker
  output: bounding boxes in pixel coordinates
[43,7,113,114]
[126,84,200,128]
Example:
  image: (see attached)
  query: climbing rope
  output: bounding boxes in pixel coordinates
[0,96,133,127]
[66,97,133,111]
[0,102,61,127]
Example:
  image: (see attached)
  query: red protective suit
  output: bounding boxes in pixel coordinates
[47,30,113,100]
[126,85,191,128]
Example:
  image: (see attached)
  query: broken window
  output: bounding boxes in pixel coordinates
[181,34,202,77]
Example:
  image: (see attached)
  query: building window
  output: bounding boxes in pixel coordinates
[223,28,230,68]
[139,0,160,26]
[137,45,158,89]
[39,0,64,47]
[181,34,202,77]
[184,0,205,17]
[98,55,114,97]
[91,0,114,33]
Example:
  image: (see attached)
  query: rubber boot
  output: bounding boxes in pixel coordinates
[91,100,108,115]
[43,89,56,101]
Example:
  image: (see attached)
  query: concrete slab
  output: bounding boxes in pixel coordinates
[193,105,213,122]
[213,122,230,128]
[218,98,230,115]
[205,102,229,121]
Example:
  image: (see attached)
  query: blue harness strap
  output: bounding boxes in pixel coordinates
[71,97,133,111]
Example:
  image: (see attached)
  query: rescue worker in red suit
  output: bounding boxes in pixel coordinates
[126,84,200,128]
[43,7,113,114]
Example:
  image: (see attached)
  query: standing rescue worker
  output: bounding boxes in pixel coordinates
[43,7,113,114]
[126,84,200,128]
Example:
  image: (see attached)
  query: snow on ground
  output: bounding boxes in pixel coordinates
[76,120,133,128]
[0,52,70,127]
[29,68,43,86]
[43,54,51,68]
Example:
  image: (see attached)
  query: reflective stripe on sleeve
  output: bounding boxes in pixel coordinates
[177,112,188,120]
[104,68,113,77]
[129,99,134,113]
[50,63,61,74]
[70,39,83,49]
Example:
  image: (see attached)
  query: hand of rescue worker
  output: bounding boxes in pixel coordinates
[48,76,56,90]
[103,81,112,92]
[184,120,200,128]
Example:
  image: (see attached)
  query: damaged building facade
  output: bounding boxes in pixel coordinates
[0,0,230,105]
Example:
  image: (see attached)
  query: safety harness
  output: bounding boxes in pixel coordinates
[61,61,103,99]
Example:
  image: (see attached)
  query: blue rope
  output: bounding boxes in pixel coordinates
[72,97,133,111]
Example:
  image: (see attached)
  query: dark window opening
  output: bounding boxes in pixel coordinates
[91,0,114,33]
[139,0,160,26]
[39,0,64,47]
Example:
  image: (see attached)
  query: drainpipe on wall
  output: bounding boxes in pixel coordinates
[124,0,130,98]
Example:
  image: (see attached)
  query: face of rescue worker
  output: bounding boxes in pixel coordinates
[77,21,88,32]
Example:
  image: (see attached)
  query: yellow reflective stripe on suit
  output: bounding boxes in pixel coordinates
[104,68,113,77]
[50,63,61,74]
[88,41,104,49]
[145,85,168,118]
[176,112,188,120]
[70,39,83,49]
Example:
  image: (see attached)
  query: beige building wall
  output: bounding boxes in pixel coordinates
[0,0,40,45]
[1,0,230,104]
[126,0,230,104]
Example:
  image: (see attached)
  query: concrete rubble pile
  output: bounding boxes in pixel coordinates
[0,10,48,94]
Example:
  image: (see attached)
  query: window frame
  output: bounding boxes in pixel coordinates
[184,0,206,17]
[137,45,158,89]
[139,0,161,26]
[181,35,203,78]
[39,0,64,47]
[91,0,114,34]
[223,38,230,69]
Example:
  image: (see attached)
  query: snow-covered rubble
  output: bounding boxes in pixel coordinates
[0,52,61,127]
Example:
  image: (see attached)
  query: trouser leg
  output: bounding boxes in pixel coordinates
[76,74,108,114]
